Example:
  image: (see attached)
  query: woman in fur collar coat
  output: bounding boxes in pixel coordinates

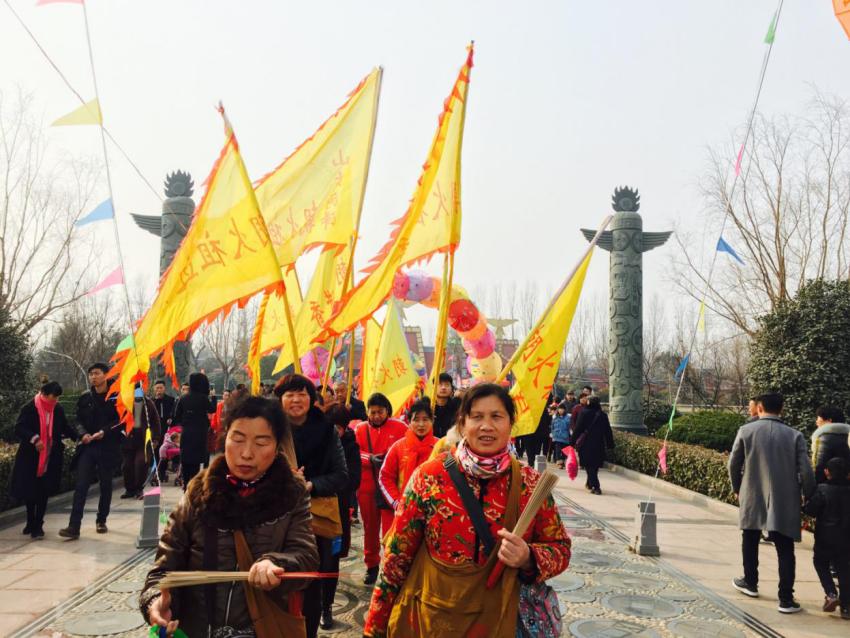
[140,397,318,637]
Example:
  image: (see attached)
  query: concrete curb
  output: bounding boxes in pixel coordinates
[0,476,123,530]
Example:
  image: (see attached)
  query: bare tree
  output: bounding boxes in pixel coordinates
[0,90,101,333]
[642,293,668,393]
[673,92,850,336]
[199,301,257,390]
[518,282,539,337]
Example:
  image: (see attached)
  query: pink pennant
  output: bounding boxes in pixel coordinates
[36,0,84,5]
[734,143,744,176]
[658,443,668,474]
[86,265,124,296]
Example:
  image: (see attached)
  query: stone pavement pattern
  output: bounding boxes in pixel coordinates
[4,465,846,637]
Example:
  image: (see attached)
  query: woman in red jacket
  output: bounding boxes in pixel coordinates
[379,400,438,509]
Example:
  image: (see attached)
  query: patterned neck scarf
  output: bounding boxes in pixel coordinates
[225,471,266,498]
[456,438,512,480]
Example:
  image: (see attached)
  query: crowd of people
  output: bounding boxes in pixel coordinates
[9,364,850,634]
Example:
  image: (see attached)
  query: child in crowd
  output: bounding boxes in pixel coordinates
[550,404,571,469]
[804,457,850,619]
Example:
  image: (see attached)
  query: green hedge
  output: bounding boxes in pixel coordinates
[0,441,80,512]
[657,410,745,453]
[608,431,736,505]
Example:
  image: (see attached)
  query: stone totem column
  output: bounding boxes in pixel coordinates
[131,171,195,385]
[582,187,671,434]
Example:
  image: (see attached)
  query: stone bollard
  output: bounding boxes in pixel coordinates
[633,501,660,556]
[136,486,161,549]
[535,454,548,473]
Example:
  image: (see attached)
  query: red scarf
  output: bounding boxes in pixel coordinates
[33,394,57,477]
[398,428,438,491]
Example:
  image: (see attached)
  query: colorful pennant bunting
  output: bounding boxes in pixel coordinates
[674,354,689,380]
[75,198,114,227]
[52,98,102,126]
[716,236,745,264]
[658,443,668,474]
[764,11,778,44]
[836,1,850,39]
[86,265,123,296]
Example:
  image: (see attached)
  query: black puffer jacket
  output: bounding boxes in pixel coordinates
[74,388,122,467]
[10,401,77,500]
[173,393,211,466]
[811,423,850,483]
[292,407,348,497]
[572,407,615,468]
[140,455,318,636]
[804,479,850,551]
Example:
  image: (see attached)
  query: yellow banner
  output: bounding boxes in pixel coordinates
[111,132,282,424]
[322,46,473,338]
[508,251,593,437]
[254,68,381,267]
[358,317,382,403]
[270,245,352,374]
[364,301,420,416]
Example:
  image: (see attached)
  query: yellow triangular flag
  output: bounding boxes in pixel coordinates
[52,98,102,126]
[110,125,283,428]
[255,68,381,268]
[506,250,594,437]
[697,300,706,333]
[322,46,474,338]
[367,300,420,416]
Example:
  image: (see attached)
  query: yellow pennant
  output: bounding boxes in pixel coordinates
[322,46,474,338]
[365,301,420,416]
[358,317,382,401]
[52,98,102,126]
[507,251,594,437]
[697,300,706,333]
[111,130,283,426]
[247,266,302,390]
[254,68,381,268]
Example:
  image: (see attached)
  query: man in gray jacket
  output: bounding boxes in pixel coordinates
[728,392,816,613]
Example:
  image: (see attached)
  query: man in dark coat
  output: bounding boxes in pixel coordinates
[572,396,614,494]
[275,374,348,636]
[728,392,816,613]
[60,363,122,539]
[432,372,461,439]
[172,373,212,488]
[334,380,367,422]
[121,386,161,499]
[152,380,176,427]
[11,381,78,538]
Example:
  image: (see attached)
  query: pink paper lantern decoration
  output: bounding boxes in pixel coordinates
[448,299,479,332]
[392,271,410,299]
[421,277,442,308]
[406,270,433,302]
[463,330,496,359]
[300,348,329,383]
[458,314,488,341]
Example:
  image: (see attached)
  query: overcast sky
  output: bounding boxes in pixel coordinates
[2,0,849,342]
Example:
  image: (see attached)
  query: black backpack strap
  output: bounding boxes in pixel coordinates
[202,525,218,628]
[444,455,495,555]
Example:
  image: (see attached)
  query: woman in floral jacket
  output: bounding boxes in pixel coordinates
[364,384,571,637]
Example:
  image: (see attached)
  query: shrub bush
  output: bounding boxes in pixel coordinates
[608,431,736,505]
[643,396,678,435]
[657,410,745,453]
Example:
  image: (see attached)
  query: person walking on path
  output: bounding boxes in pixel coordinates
[550,403,571,469]
[432,373,461,438]
[121,385,161,499]
[152,380,176,428]
[379,400,438,510]
[354,393,407,586]
[60,363,122,539]
[172,372,212,488]
[728,392,816,613]
[275,374,348,635]
[11,381,78,539]
[363,383,571,637]
[811,405,850,483]
[571,396,614,494]
[570,391,589,438]
[803,457,850,619]
[141,396,318,637]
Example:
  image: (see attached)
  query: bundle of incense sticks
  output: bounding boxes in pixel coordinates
[158,571,341,589]
[486,469,559,589]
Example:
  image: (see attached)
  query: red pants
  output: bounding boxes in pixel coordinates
[358,489,395,569]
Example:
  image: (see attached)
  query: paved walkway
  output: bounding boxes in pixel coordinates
[2,463,846,637]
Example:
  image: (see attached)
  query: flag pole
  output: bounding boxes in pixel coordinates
[429,248,456,400]
[281,286,303,375]
[495,215,613,383]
